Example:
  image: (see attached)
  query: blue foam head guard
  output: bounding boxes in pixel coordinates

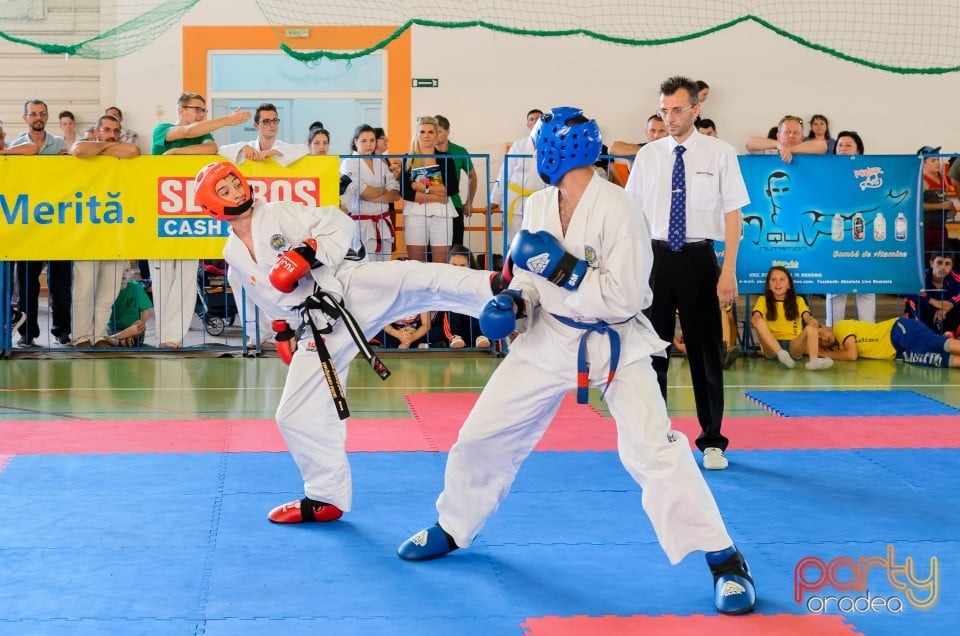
[531,106,603,185]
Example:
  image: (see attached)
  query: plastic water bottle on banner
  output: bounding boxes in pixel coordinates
[895,212,908,241]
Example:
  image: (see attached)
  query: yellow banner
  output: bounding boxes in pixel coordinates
[1,155,340,260]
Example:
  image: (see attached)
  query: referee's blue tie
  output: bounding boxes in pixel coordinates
[668,145,687,252]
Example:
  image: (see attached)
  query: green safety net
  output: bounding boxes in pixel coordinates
[0,0,202,60]
[1,0,958,74]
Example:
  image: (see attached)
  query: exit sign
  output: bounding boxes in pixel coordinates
[412,78,439,88]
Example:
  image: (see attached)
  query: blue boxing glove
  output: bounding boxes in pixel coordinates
[510,229,587,291]
[479,290,524,340]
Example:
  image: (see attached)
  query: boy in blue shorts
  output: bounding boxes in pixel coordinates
[818,318,960,368]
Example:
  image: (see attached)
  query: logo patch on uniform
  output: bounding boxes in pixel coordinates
[584,245,598,266]
[269,234,289,253]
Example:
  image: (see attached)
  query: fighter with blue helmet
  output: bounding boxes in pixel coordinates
[398,107,757,616]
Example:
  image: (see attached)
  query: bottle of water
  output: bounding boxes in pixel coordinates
[873,212,886,241]
[895,212,907,241]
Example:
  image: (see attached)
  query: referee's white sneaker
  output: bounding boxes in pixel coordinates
[703,447,728,470]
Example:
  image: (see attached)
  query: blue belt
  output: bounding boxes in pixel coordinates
[551,314,633,404]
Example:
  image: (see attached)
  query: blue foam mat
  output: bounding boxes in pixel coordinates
[202,618,526,636]
[1,450,958,635]
[744,389,960,416]
[0,546,208,620]
[0,620,200,636]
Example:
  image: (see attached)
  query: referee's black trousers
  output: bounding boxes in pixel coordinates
[646,240,728,452]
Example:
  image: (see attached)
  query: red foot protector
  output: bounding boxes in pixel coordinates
[268,498,343,523]
[521,613,863,636]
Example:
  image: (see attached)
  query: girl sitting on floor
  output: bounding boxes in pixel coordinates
[751,266,833,370]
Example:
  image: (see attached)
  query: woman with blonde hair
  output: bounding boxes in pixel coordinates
[401,115,459,263]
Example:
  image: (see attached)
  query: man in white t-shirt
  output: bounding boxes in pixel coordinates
[218,103,309,168]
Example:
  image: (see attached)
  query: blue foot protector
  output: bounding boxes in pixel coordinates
[705,545,757,615]
[397,523,459,561]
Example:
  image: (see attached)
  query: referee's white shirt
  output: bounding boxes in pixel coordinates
[625,130,749,242]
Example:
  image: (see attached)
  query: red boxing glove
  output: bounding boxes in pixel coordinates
[489,252,515,294]
[272,319,297,365]
[269,239,320,293]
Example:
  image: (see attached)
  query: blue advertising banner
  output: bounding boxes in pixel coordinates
[731,155,923,295]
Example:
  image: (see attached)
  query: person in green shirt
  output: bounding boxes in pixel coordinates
[435,114,478,247]
[106,279,153,347]
[149,93,249,348]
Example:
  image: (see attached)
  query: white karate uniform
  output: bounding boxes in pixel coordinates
[825,293,877,326]
[71,260,124,344]
[223,199,493,510]
[149,258,197,347]
[218,138,309,168]
[490,135,546,241]
[435,173,734,564]
[340,154,399,261]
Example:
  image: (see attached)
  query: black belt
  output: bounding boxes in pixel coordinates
[652,239,714,251]
[297,287,391,420]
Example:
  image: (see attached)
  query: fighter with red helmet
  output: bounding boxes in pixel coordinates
[194,161,501,524]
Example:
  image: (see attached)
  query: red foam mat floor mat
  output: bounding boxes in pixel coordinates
[2,392,958,455]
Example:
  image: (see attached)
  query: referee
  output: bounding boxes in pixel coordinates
[625,76,748,470]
